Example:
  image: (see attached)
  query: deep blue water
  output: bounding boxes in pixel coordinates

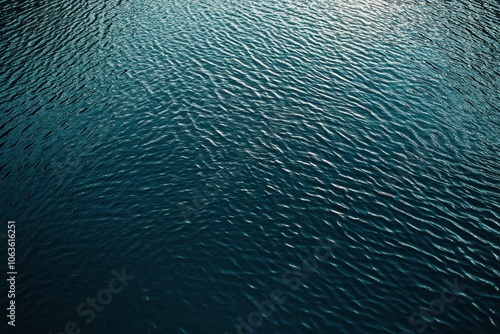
[1,0,499,333]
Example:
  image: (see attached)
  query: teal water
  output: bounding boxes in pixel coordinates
[1,0,499,333]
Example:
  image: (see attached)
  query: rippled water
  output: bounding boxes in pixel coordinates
[1,0,499,333]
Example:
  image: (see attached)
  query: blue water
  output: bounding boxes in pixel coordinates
[1,0,499,333]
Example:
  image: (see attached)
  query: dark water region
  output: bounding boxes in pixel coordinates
[0,0,499,333]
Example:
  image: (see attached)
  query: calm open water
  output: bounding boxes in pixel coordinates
[1,0,499,333]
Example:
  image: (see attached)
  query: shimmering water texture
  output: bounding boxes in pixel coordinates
[1,0,499,333]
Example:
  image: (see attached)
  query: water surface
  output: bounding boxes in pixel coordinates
[0,0,499,333]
